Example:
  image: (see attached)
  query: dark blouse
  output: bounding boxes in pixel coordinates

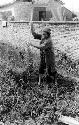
[32,31,55,72]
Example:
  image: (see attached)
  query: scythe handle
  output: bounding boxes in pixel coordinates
[29,3,34,45]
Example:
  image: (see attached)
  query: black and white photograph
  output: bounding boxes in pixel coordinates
[0,0,79,125]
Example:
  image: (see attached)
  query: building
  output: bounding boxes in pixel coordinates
[0,0,77,21]
[0,2,15,21]
[32,0,64,21]
[61,7,77,21]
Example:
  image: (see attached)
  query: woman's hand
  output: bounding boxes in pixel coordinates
[31,22,35,33]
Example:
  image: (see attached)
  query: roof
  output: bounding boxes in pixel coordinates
[0,1,16,8]
[54,0,64,5]
[0,0,64,8]
[61,7,77,18]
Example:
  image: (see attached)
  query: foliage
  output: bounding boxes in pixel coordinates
[0,42,79,125]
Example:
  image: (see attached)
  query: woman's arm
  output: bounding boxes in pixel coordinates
[30,41,47,50]
[31,23,41,40]
[30,40,51,50]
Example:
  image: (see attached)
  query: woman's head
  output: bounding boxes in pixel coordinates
[42,27,51,39]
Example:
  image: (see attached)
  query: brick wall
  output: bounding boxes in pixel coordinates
[0,22,79,62]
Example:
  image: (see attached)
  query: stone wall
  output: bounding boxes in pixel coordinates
[14,2,33,21]
[0,22,79,62]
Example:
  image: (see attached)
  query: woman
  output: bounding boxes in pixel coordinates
[30,23,56,85]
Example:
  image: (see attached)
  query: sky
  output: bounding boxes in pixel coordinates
[63,0,79,12]
[0,0,79,12]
